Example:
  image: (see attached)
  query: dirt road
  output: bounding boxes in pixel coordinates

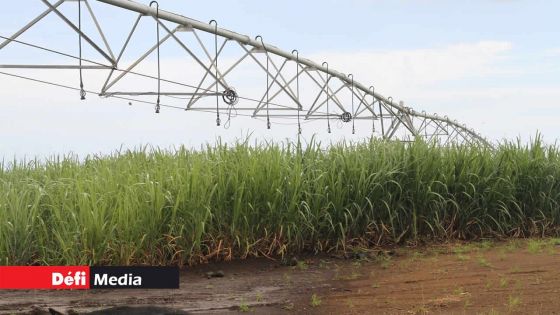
[2,239,560,314]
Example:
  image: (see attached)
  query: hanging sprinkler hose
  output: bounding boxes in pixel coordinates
[322,61,331,134]
[150,1,161,113]
[78,0,86,100]
[292,49,301,135]
[256,35,271,130]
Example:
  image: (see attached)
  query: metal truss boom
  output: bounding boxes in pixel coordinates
[0,0,492,148]
[94,0,491,147]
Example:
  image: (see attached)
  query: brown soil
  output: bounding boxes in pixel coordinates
[2,240,560,315]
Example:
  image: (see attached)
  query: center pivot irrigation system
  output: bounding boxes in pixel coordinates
[0,0,492,147]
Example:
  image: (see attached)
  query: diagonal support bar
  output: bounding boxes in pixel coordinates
[40,0,115,65]
[0,0,65,50]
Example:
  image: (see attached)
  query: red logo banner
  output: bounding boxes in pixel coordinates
[0,266,90,290]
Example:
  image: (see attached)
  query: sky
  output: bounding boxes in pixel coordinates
[0,0,558,159]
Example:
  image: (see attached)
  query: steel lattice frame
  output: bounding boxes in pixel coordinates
[0,0,492,147]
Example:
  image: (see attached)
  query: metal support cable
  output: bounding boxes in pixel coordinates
[0,34,302,110]
[0,69,334,121]
[0,35,107,68]
[0,65,482,146]
[0,70,184,111]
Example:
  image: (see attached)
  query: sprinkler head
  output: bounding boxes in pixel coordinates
[340,112,352,123]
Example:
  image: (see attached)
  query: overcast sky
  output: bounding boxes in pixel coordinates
[0,0,558,159]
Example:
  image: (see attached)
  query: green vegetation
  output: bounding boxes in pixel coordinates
[499,276,509,288]
[310,294,322,307]
[295,260,308,270]
[507,295,521,309]
[256,292,263,302]
[527,239,544,254]
[477,256,492,268]
[526,238,560,254]
[456,254,470,262]
[2,136,560,266]
[238,300,250,312]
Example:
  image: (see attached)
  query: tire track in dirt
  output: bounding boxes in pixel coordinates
[3,240,560,314]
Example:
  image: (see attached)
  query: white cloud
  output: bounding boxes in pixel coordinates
[307,41,560,143]
[544,48,560,57]
[310,41,513,94]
